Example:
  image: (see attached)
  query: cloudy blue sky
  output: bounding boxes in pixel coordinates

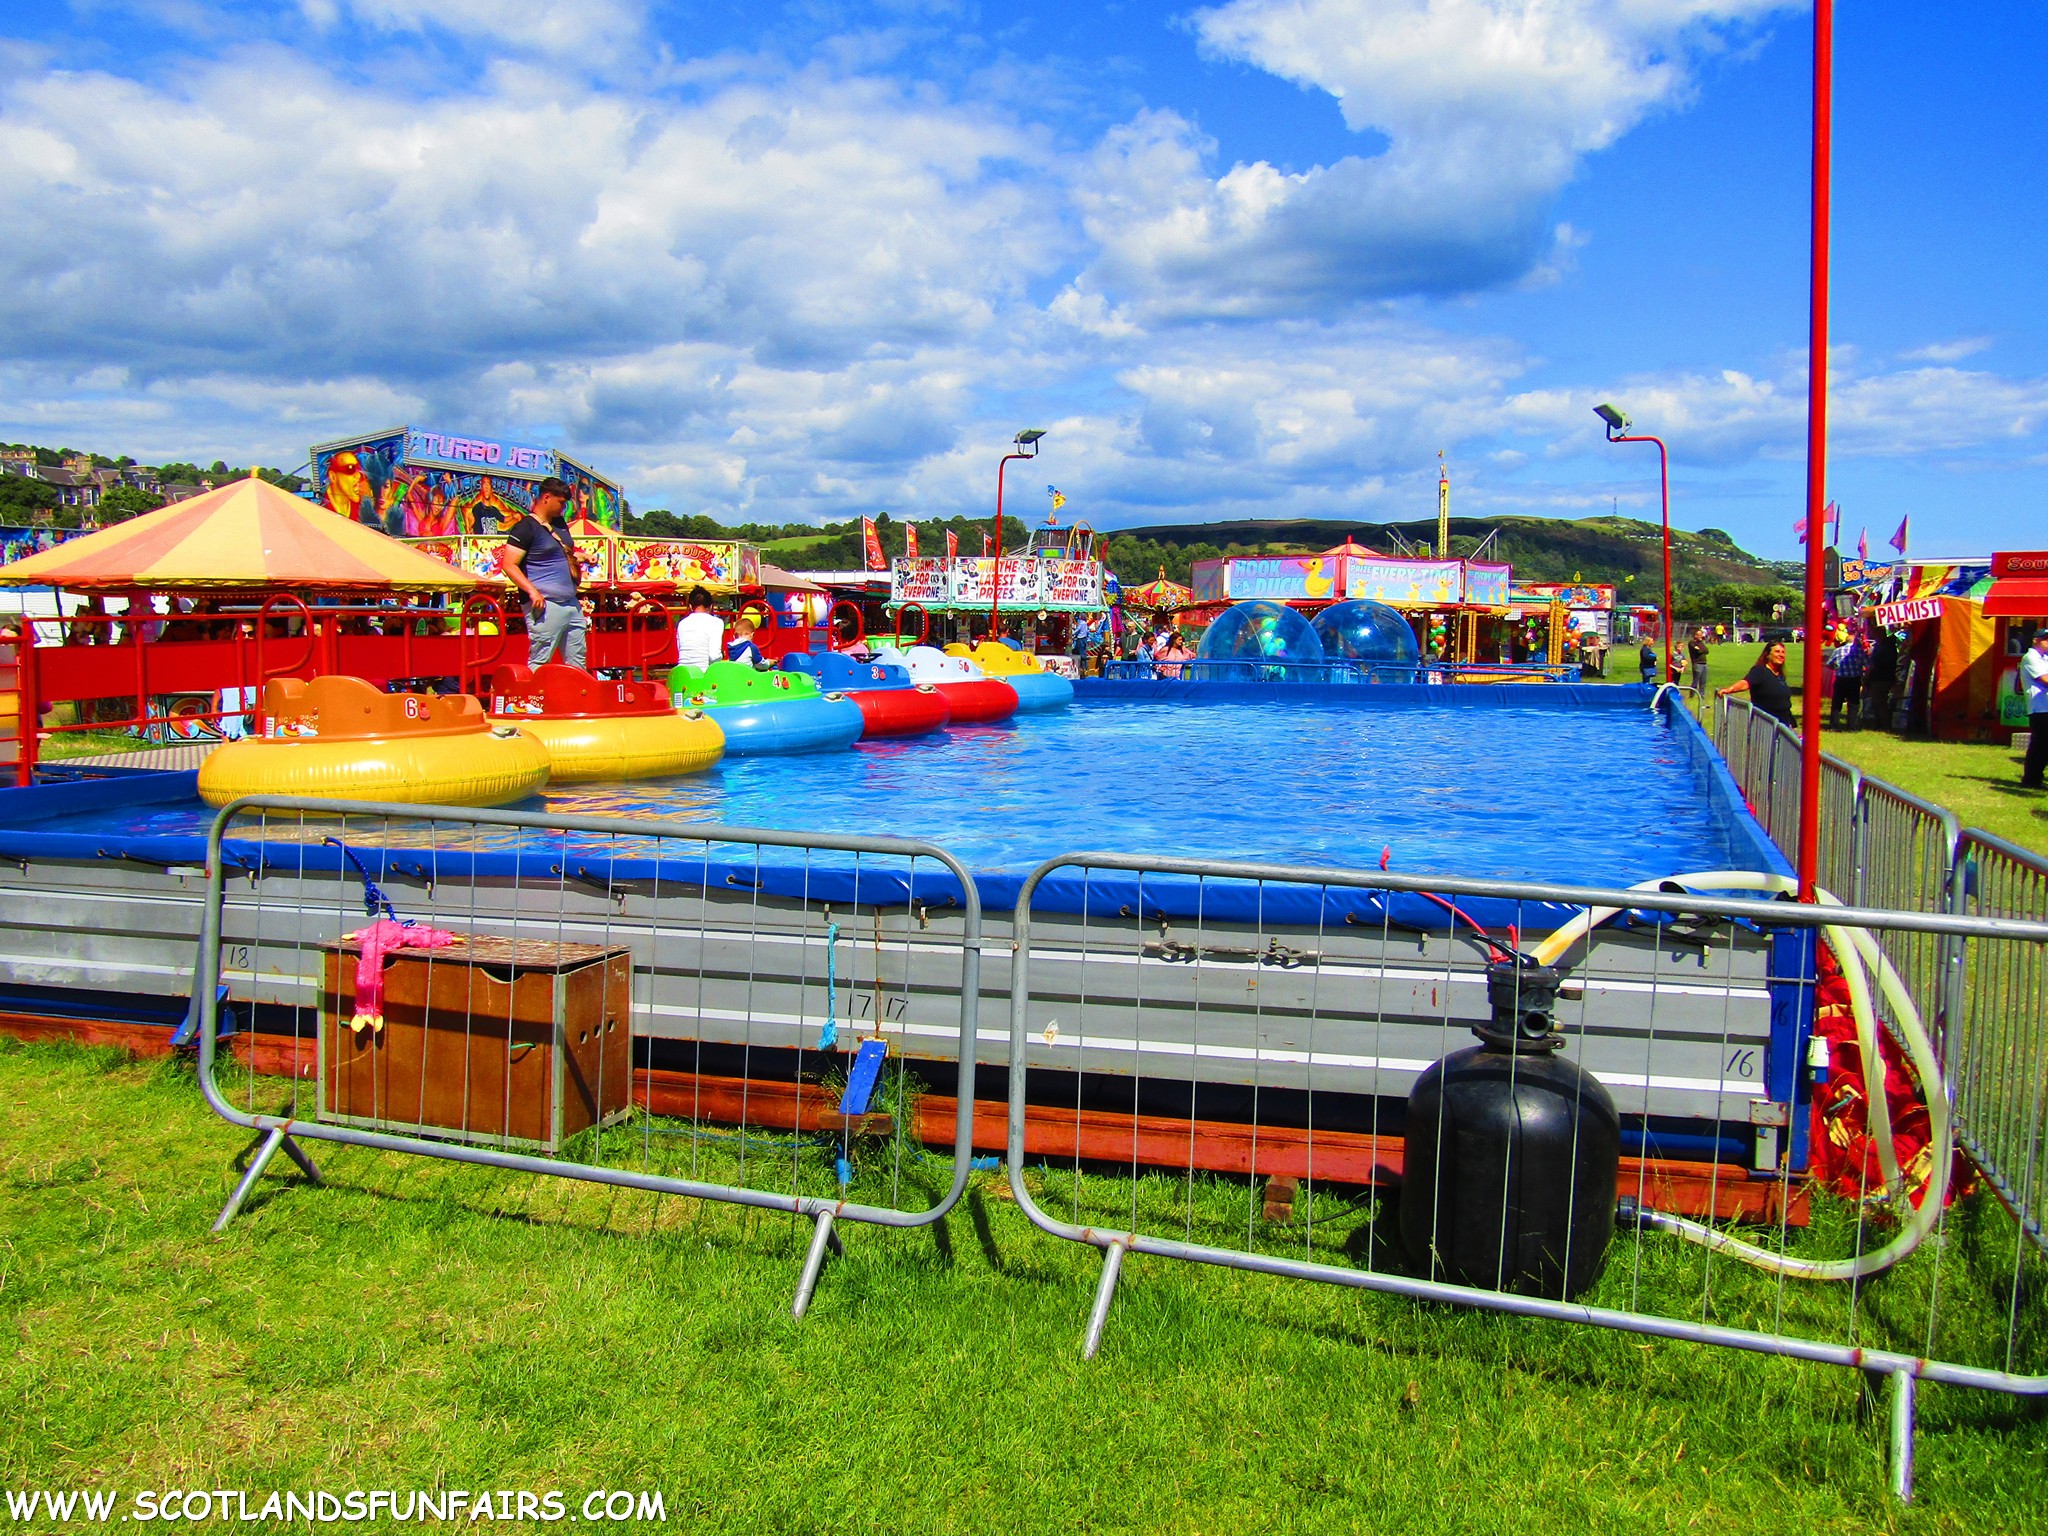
[0,1,2041,555]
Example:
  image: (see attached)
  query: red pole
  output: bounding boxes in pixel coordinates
[13,623,36,788]
[991,452,1029,644]
[1607,430,1671,681]
[1658,438,1673,683]
[1797,0,1834,901]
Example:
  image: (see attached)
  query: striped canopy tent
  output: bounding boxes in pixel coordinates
[1123,568,1195,613]
[0,474,497,593]
[1322,537,1379,559]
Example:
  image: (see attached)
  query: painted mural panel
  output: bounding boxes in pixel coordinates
[559,455,626,532]
[1463,562,1512,607]
[1345,558,1463,607]
[315,431,537,539]
[311,428,628,539]
[1217,556,1343,602]
[612,539,754,589]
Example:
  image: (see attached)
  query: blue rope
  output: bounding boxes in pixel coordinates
[322,836,400,923]
[819,920,841,1051]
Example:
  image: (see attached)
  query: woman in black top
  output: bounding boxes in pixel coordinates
[1716,641,1794,723]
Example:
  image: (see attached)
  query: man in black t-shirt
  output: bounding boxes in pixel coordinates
[499,477,587,667]
[1687,628,1711,695]
[1716,641,1794,724]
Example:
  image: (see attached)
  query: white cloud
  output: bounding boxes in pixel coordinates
[1507,353,2048,466]
[0,56,1053,382]
[301,0,647,55]
[4,6,2045,549]
[1065,0,1794,319]
[1901,336,1993,364]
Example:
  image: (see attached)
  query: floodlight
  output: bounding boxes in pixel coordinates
[1593,403,1629,432]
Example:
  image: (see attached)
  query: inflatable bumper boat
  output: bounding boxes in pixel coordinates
[781,652,950,737]
[868,645,1018,724]
[942,642,1075,711]
[668,661,866,755]
[488,663,723,781]
[197,675,551,809]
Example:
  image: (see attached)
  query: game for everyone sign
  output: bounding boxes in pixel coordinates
[891,557,950,605]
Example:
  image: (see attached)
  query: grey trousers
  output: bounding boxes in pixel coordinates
[527,600,589,668]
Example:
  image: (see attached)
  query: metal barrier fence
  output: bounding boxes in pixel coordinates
[194,796,984,1317]
[1951,829,2048,1254]
[1713,706,1973,1098]
[1002,850,2048,1503]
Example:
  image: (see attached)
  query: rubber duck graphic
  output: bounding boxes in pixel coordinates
[1302,558,1333,599]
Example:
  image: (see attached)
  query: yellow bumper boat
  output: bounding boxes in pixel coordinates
[198,676,551,809]
[489,664,724,782]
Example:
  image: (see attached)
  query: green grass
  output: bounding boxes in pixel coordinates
[760,532,839,556]
[36,729,181,761]
[1823,733,2047,859]
[3,1039,2045,1533]
[1589,644,2048,858]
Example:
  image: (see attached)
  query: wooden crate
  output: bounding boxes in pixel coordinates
[319,935,633,1152]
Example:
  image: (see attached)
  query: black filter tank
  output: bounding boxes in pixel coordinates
[1400,962,1620,1300]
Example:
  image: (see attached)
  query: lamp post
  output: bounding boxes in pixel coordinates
[991,430,1044,644]
[1595,403,1673,684]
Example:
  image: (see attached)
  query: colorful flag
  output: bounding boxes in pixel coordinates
[1857,527,1869,562]
[1795,500,1840,545]
[1890,515,1909,555]
[1048,485,1066,513]
[905,523,918,559]
[862,517,885,572]
[946,528,958,558]
[982,531,992,556]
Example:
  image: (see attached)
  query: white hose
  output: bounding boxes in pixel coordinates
[1531,869,1950,1281]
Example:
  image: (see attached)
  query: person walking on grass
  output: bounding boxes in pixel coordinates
[2021,630,2048,789]
[1687,627,1711,695]
[1829,629,1868,730]
[1717,641,1795,725]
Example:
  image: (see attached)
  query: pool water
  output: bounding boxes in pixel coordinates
[43,697,1766,890]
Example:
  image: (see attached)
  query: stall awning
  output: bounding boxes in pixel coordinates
[758,562,827,593]
[1984,580,2048,618]
[1985,551,2048,617]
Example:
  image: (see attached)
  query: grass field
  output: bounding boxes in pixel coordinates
[36,728,181,762]
[1604,643,2048,858]
[3,1038,2045,1534]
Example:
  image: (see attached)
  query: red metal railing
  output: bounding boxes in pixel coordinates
[10,588,770,783]
[895,602,930,647]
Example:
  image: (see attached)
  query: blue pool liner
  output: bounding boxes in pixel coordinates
[0,687,1786,932]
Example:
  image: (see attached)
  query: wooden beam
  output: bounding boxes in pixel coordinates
[0,1014,1807,1227]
